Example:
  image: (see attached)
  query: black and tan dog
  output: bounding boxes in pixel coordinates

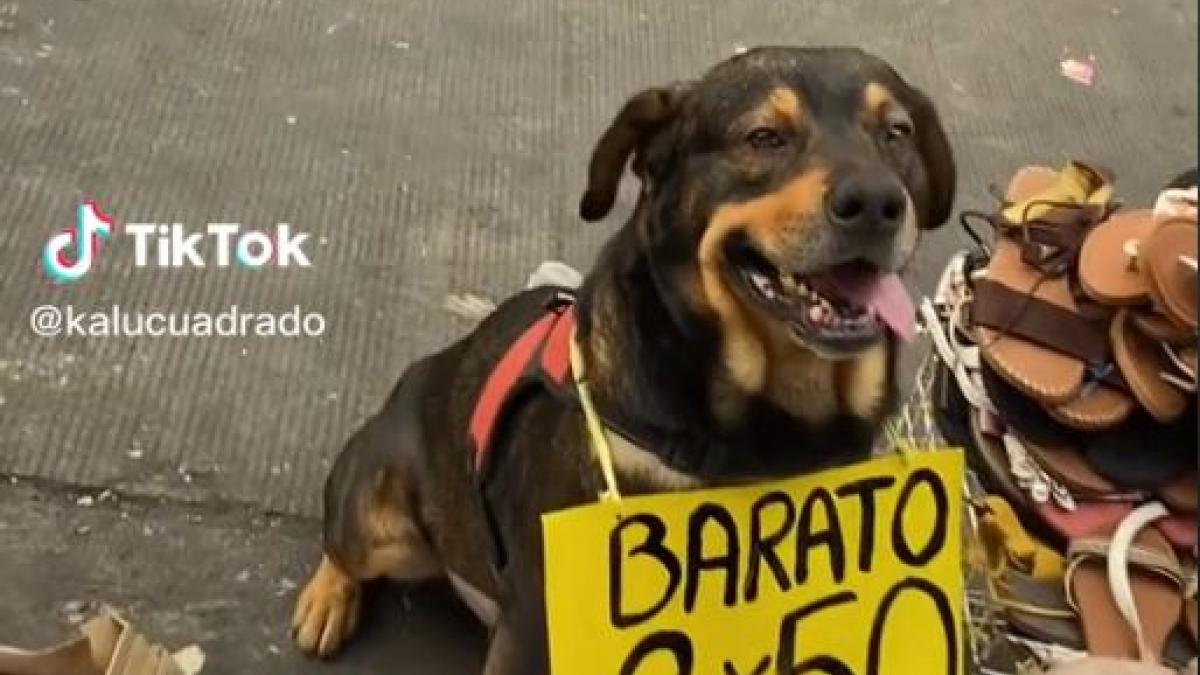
[292,46,955,673]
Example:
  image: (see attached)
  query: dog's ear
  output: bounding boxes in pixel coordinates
[905,86,956,228]
[579,83,690,222]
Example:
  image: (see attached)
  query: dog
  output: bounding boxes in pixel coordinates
[292,46,956,674]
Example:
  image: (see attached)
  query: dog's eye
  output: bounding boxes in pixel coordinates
[884,119,914,142]
[746,127,786,150]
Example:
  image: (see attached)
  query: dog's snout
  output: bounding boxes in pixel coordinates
[825,171,907,233]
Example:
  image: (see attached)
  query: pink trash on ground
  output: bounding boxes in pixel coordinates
[1060,57,1097,86]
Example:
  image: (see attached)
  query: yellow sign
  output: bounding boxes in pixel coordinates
[542,450,964,675]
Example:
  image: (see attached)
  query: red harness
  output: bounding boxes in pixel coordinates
[467,296,577,474]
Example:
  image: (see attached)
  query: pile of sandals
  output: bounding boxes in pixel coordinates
[923,162,1197,672]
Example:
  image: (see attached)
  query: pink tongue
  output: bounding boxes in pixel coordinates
[829,269,916,341]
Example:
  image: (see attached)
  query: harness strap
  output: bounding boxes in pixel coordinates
[468,310,561,472]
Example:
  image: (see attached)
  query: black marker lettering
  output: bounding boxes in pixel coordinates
[745,491,796,602]
[794,488,846,585]
[724,655,770,675]
[610,513,682,628]
[865,577,957,675]
[683,502,740,612]
[835,475,895,573]
[776,591,857,675]
[890,469,948,566]
[619,630,694,675]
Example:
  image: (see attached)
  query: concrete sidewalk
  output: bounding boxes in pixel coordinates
[0,0,1195,671]
[0,478,487,674]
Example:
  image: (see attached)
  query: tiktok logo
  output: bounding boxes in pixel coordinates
[42,201,114,283]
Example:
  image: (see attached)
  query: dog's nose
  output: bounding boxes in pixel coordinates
[825,172,907,233]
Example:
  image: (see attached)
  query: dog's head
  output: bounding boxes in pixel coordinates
[581,47,954,418]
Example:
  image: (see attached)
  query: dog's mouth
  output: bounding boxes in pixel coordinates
[725,239,915,357]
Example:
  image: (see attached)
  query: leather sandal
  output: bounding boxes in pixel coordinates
[1020,435,1141,502]
[974,163,1115,405]
[1153,186,1197,224]
[978,497,1083,646]
[1066,502,1185,664]
[1141,218,1198,333]
[1079,209,1161,306]
[1133,311,1194,347]
[1112,309,1189,422]
[973,498,1193,669]
[0,611,203,675]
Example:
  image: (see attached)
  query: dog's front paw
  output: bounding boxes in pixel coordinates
[292,555,362,658]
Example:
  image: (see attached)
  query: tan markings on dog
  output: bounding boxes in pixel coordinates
[863,82,895,120]
[698,213,769,396]
[837,342,889,418]
[608,430,706,490]
[358,470,441,579]
[294,469,440,657]
[761,328,840,422]
[697,169,829,397]
[293,555,362,657]
[765,87,803,128]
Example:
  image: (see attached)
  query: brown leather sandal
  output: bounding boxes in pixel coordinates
[1066,502,1185,664]
[1112,309,1189,422]
[1079,209,1161,306]
[1046,383,1136,432]
[1133,310,1194,347]
[974,163,1115,405]
[1021,436,1138,501]
[1141,218,1198,332]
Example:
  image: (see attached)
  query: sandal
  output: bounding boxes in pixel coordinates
[1141,218,1198,333]
[966,408,1034,510]
[1112,309,1189,422]
[0,610,203,675]
[1079,209,1161,306]
[1020,435,1143,502]
[1066,502,1185,663]
[978,497,1083,647]
[1154,186,1197,224]
[1133,311,1194,347]
[974,163,1114,405]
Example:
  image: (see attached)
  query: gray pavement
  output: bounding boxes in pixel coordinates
[0,0,1195,672]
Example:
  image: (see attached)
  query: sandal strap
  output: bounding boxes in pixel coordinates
[1063,502,1183,663]
[994,202,1111,277]
[1066,540,1183,587]
[973,277,1111,364]
[920,297,996,415]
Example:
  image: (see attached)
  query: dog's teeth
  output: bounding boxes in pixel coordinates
[808,305,823,323]
[750,272,772,296]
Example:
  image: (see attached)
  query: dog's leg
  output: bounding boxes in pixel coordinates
[481,620,520,675]
[292,554,362,658]
[481,585,549,675]
[294,427,440,657]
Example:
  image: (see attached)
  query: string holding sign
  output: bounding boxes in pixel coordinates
[542,450,964,675]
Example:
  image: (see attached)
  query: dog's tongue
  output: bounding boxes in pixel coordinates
[828,267,916,341]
